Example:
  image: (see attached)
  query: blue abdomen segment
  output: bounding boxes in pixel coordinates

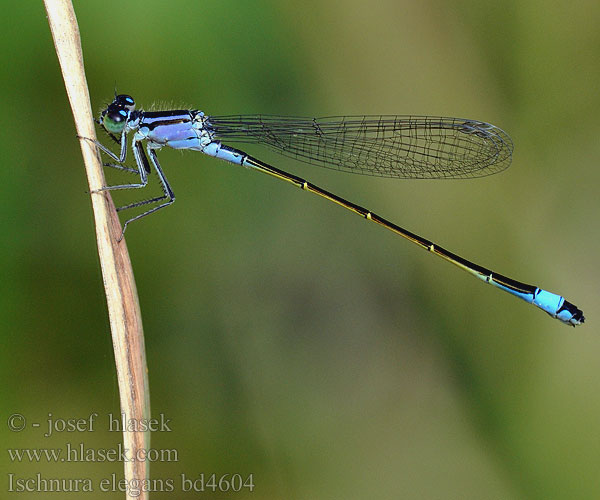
[531,289,584,326]
[201,142,245,165]
[492,280,584,326]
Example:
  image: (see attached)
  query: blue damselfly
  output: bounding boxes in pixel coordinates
[81,94,584,326]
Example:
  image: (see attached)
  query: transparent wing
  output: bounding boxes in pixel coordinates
[204,115,513,179]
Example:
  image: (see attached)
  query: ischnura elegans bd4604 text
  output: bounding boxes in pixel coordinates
[81,94,585,326]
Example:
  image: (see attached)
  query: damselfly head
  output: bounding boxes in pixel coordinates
[99,94,136,135]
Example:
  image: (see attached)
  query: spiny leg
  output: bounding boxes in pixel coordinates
[81,134,164,239]
[117,145,175,240]
[79,132,149,191]
[103,162,139,175]
[79,128,128,163]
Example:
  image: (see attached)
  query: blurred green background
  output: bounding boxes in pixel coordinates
[2,1,599,498]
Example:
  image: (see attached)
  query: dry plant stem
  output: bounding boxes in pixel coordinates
[44,1,150,497]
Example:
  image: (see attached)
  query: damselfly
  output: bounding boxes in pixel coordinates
[82,94,584,326]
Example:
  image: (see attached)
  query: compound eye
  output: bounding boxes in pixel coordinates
[116,94,135,110]
[109,108,127,122]
[102,107,128,134]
